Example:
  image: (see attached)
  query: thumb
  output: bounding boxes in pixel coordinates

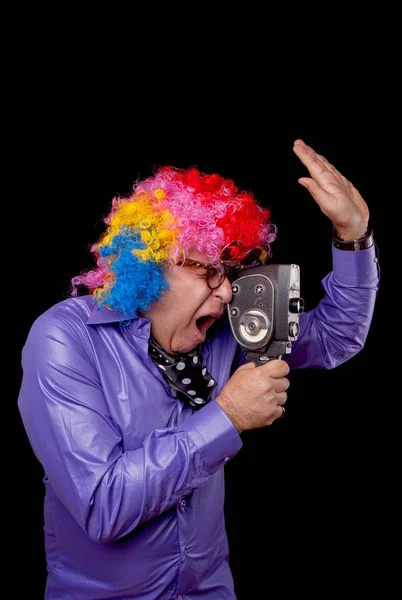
[298,177,313,190]
[237,361,256,372]
[298,178,332,213]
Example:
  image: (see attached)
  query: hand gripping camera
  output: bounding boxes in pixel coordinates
[227,264,305,365]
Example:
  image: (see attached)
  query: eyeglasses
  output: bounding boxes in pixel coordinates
[220,241,264,266]
[176,241,267,290]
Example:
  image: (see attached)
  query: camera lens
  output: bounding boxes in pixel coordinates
[238,309,269,344]
[244,316,261,335]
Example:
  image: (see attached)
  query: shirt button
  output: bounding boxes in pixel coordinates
[224,455,230,462]
[180,499,186,507]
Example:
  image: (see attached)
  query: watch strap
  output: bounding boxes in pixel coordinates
[332,227,374,251]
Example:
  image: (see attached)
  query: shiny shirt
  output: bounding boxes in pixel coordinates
[18,245,380,599]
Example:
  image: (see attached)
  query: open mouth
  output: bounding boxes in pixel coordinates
[196,314,221,335]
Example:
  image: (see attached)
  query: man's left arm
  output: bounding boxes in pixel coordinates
[286,139,380,369]
[286,242,380,369]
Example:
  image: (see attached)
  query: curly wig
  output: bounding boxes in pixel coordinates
[71,166,277,316]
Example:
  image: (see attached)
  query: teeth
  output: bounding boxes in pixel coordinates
[197,314,221,323]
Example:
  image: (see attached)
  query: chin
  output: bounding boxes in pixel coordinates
[171,330,202,354]
[174,343,199,355]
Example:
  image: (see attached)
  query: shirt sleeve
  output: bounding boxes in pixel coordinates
[17,310,242,544]
[286,243,380,369]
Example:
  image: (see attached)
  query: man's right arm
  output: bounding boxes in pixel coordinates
[17,313,242,543]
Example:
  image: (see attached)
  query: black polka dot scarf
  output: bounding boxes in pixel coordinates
[148,337,217,410]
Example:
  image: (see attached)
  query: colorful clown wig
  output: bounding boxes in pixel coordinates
[71,166,277,316]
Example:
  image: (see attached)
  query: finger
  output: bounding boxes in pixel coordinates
[315,153,340,175]
[294,144,329,179]
[294,142,343,185]
[275,404,286,420]
[263,359,290,377]
[272,378,290,393]
[297,177,336,212]
[275,391,288,406]
[308,147,341,175]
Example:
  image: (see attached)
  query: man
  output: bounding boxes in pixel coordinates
[18,140,379,599]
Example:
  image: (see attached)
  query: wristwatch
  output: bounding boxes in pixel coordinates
[332,227,374,251]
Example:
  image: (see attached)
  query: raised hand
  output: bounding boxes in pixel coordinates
[293,139,370,241]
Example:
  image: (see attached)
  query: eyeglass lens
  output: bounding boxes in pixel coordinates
[206,265,226,289]
[206,264,245,289]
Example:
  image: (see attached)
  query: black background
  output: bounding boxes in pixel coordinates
[9,45,397,598]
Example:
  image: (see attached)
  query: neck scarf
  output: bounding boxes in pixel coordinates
[148,337,217,410]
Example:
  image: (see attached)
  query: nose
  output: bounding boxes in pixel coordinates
[213,276,233,303]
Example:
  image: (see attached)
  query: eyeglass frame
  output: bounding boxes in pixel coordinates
[175,242,268,290]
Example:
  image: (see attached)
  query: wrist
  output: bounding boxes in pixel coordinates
[216,393,243,434]
[332,227,374,251]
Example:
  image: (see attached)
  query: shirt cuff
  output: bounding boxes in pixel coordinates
[180,400,243,473]
[332,243,379,285]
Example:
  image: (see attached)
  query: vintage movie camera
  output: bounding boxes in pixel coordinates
[227,264,305,365]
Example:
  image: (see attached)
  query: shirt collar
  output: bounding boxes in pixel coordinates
[86,301,137,325]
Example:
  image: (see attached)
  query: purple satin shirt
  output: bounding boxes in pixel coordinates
[18,245,379,599]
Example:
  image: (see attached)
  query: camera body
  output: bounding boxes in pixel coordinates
[227,264,304,365]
